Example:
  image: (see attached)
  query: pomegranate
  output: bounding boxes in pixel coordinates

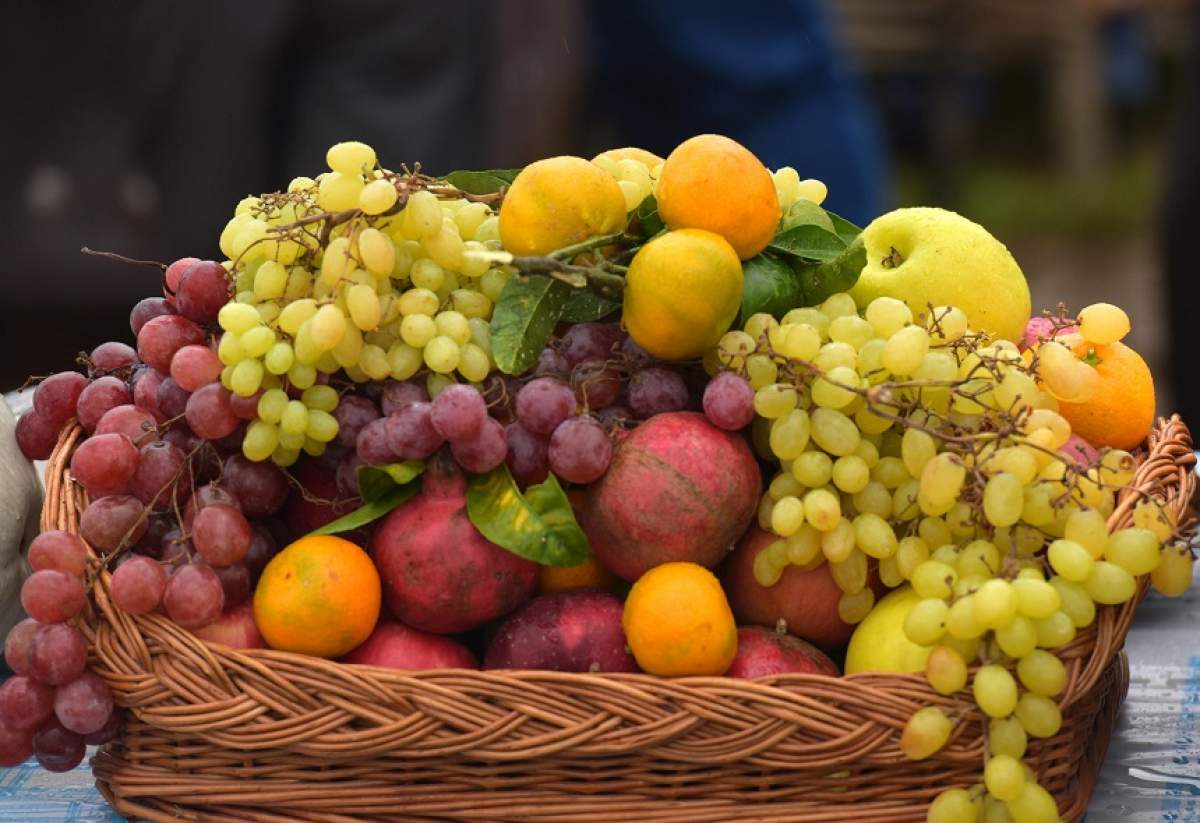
[582,412,760,581]
[371,452,537,634]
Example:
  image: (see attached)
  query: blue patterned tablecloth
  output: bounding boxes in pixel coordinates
[0,751,123,822]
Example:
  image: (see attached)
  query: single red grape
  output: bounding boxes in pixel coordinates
[110,555,168,615]
[548,416,612,484]
[505,422,550,487]
[70,432,140,498]
[28,531,89,577]
[33,371,88,425]
[29,623,88,685]
[21,571,87,625]
[515,378,576,435]
[32,718,86,772]
[170,344,223,392]
[90,341,138,372]
[163,564,224,628]
[76,376,132,432]
[163,256,201,305]
[185,383,239,440]
[192,504,252,567]
[95,404,158,446]
[130,296,175,336]
[15,411,60,460]
[175,261,231,323]
[54,672,114,735]
[0,676,55,731]
[4,618,41,676]
[137,314,206,373]
[0,722,34,767]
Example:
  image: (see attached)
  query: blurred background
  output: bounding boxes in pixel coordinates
[1,0,1196,417]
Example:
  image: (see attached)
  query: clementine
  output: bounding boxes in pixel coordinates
[253,535,381,658]
[498,156,627,256]
[1057,340,1155,450]
[622,562,738,676]
[654,134,781,260]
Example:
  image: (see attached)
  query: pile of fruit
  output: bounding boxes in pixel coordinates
[4,133,1192,823]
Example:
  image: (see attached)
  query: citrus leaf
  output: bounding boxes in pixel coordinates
[466,467,589,566]
[740,252,804,323]
[491,275,572,374]
[308,483,419,536]
[635,194,665,238]
[561,290,620,323]
[768,224,847,262]
[357,461,424,503]
[442,168,520,195]
[823,208,863,245]
[790,234,866,305]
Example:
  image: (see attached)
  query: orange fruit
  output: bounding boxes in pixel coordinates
[622,562,738,676]
[654,134,781,260]
[622,228,743,360]
[538,554,619,594]
[498,156,628,256]
[253,535,381,658]
[1058,341,1155,450]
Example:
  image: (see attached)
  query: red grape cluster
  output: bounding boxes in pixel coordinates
[339,322,702,490]
[1,531,119,770]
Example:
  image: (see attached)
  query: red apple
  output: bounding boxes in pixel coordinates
[341,621,477,670]
[191,603,265,649]
[721,526,853,652]
[726,626,840,678]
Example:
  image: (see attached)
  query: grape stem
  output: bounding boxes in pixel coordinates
[508,232,636,300]
[80,247,167,271]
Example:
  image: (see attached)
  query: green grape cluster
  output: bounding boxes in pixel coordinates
[213,141,507,465]
[712,290,1190,823]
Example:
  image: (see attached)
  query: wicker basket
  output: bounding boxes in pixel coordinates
[42,416,1195,823]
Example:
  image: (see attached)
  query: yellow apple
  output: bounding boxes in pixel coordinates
[850,207,1031,343]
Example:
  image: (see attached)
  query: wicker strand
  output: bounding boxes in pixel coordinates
[42,416,1193,822]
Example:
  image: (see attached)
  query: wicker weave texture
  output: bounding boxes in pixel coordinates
[41,416,1194,822]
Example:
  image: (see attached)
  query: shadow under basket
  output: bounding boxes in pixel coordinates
[43,417,1196,823]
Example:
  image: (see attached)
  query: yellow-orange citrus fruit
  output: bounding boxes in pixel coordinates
[498,156,627,256]
[623,562,738,676]
[591,147,665,168]
[623,228,743,360]
[1058,341,1155,449]
[538,554,620,594]
[654,134,781,259]
[253,535,381,658]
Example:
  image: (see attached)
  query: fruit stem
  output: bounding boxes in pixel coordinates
[881,246,904,268]
[80,247,167,271]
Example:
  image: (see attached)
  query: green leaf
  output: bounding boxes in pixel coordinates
[308,483,419,536]
[823,208,863,245]
[466,467,590,566]
[739,252,804,323]
[790,235,866,305]
[781,199,836,233]
[491,275,572,374]
[443,168,521,195]
[768,224,847,262]
[357,461,425,502]
[561,289,620,323]
[635,194,666,238]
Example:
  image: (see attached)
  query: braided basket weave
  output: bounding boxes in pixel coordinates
[43,416,1195,823]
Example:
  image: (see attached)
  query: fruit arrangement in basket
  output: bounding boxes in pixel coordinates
[4,133,1196,823]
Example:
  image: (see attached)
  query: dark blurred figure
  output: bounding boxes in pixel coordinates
[0,1,491,388]
[1162,3,1200,423]
[587,0,888,224]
